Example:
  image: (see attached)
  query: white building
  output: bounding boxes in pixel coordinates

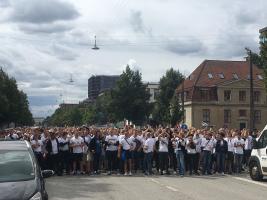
[146,82,160,103]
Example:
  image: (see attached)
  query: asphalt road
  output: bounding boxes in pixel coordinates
[46,174,267,200]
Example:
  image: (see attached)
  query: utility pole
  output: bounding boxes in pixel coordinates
[247,49,254,131]
[181,75,185,124]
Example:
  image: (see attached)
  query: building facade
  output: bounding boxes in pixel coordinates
[88,75,120,101]
[146,82,160,103]
[260,27,267,43]
[177,60,267,130]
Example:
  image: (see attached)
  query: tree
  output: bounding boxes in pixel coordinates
[153,68,184,126]
[0,68,33,127]
[110,65,151,125]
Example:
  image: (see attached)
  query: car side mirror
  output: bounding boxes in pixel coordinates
[42,170,54,178]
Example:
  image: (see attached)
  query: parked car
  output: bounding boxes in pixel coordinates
[0,140,53,200]
[249,125,267,181]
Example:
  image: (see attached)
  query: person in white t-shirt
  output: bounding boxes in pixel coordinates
[225,131,235,174]
[243,129,253,168]
[70,131,84,175]
[105,129,119,175]
[31,133,44,169]
[157,131,169,175]
[143,132,155,175]
[119,130,134,176]
[233,132,245,173]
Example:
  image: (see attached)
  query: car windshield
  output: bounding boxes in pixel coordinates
[0,150,35,182]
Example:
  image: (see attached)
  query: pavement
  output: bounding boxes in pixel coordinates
[46,173,267,200]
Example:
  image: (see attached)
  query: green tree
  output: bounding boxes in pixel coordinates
[153,68,184,125]
[0,68,33,127]
[110,65,151,125]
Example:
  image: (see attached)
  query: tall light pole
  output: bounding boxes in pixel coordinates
[245,48,254,131]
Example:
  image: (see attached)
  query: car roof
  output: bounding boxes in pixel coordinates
[0,140,30,151]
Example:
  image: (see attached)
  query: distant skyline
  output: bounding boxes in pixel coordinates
[0,0,266,117]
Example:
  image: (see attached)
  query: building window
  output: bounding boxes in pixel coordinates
[254,110,261,123]
[247,75,251,80]
[239,110,247,117]
[239,91,246,102]
[208,73,213,79]
[254,91,261,102]
[224,110,231,123]
[224,90,231,101]
[200,89,209,101]
[203,109,210,123]
[233,73,239,80]
[218,73,225,79]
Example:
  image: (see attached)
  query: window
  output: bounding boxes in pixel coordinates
[239,91,246,102]
[208,73,213,79]
[0,150,34,182]
[224,110,231,123]
[254,110,261,123]
[257,75,263,80]
[247,75,251,80]
[200,89,209,101]
[239,110,247,117]
[233,73,239,80]
[203,109,210,123]
[218,73,224,79]
[224,90,231,101]
[254,91,261,102]
[258,130,267,149]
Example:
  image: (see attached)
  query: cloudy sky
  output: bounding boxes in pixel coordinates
[0,0,266,117]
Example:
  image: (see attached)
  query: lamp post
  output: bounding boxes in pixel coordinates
[245,48,254,132]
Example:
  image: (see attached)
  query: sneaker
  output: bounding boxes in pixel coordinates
[107,171,111,175]
[173,171,177,175]
[221,172,225,176]
[129,172,132,176]
[124,172,128,176]
[71,171,76,175]
[180,175,184,178]
[77,171,81,175]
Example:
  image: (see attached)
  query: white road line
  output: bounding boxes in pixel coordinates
[233,177,267,188]
[150,178,160,184]
[166,186,178,192]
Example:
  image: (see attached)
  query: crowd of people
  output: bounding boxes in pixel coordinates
[0,125,259,177]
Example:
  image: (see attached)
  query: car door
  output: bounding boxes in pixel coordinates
[257,130,267,174]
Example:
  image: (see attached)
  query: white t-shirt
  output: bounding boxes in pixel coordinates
[51,139,58,154]
[201,138,215,152]
[158,137,168,152]
[144,138,155,153]
[226,137,235,152]
[58,137,69,151]
[105,135,119,151]
[186,140,196,154]
[70,136,84,154]
[245,136,253,150]
[120,137,134,150]
[234,138,245,154]
[31,140,43,153]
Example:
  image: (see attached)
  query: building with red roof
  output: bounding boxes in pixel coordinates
[176,60,266,130]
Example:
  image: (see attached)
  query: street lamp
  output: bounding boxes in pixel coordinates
[92,35,100,50]
[245,47,254,132]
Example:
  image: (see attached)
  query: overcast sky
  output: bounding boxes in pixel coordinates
[0,0,266,117]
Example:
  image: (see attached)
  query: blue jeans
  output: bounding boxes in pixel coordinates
[202,151,212,174]
[144,152,153,174]
[176,150,185,175]
[216,153,225,173]
[234,154,243,173]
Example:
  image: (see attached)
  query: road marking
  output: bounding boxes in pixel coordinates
[150,178,160,184]
[166,186,178,192]
[233,177,267,188]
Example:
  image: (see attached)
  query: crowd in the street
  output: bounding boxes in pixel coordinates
[0,125,259,177]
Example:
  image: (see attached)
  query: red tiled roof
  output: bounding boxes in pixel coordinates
[177,60,264,91]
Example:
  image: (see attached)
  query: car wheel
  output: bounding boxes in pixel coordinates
[249,161,263,181]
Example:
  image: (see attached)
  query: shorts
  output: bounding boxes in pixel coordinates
[83,152,93,162]
[122,150,132,160]
[73,153,83,162]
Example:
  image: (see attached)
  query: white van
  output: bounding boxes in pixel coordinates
[249,125,267,181]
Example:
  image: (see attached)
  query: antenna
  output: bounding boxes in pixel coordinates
[92,35,100,50]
